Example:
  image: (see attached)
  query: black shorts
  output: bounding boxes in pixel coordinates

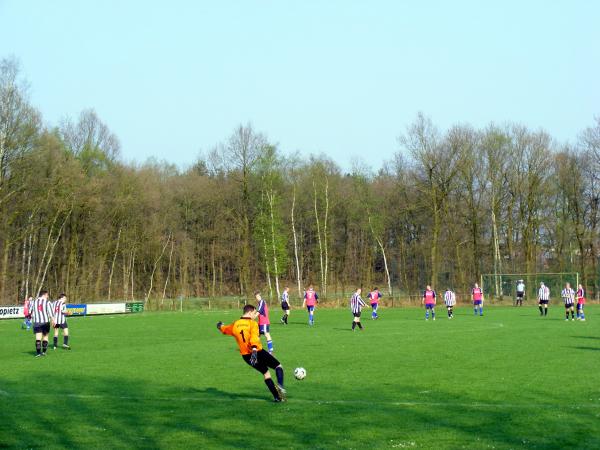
[281,302,290,311]
[33,323,50,334]
[353,312,361,318]
[54,323,68,329]
[539,300,549,305]
[242,349,281,375]
[564,303,574,309]
[516,292,524,298]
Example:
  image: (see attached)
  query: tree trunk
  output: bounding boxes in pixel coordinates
[107,226,122,301]
[291,185,302,298]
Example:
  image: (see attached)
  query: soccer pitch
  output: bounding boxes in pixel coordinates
[1,307,599,449]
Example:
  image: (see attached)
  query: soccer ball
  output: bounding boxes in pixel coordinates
[294,367,307,380]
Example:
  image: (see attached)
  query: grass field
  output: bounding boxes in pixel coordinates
[1,305,599,449]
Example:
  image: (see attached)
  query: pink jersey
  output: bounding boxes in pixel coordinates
[577,289,586,304]
[472,288,483,301]
[23,299,30,317]
[258,300,270,326]
[423,290,435,304]
[305,290,317,306]
[369,291,380,304]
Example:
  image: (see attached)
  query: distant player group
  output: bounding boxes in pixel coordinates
[22,290,72,356]
[217,278,589,401]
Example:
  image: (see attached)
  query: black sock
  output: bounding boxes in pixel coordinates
[352,322,356,330]
[275,367,284,387]
[35,340,41,355]
[42,340,48,352]
[265,378,279,399]
[539,306,543,314]
[284,315,288,324]
[571,311,575,318]
[53,336,58,347]
[64,336,69,345]
[544,308,548,316]
[357,322,363,329]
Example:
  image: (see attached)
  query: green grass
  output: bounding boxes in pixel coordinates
[1,306,599,449]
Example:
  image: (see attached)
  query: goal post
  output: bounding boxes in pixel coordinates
[481,272,579,303]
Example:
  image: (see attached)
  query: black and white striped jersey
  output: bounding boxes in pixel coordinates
[281,291,289,304]
[350,293,366,314]
[561,288,575,305]
[444,290,456,306]
[53,299,68,325]
[538,286,550,300]
[30,297,53,324]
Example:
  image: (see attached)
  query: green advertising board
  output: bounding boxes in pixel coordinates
[126,302,144,313]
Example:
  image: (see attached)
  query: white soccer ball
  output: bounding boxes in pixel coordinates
[294,367,307,380]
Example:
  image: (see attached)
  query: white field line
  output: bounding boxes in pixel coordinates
[1,391,598,409]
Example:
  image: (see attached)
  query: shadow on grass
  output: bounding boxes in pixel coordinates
[571,336,600,340]
[572,346,600,351]
[1,376,599,449]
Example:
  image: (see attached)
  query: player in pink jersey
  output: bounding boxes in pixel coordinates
[255,291,274,353]
[301,285,319,326]
[472,283,484,316]
[422,285,436,320]
[21,296,33,330]
[367,287,382,320]
[576,284,586,321]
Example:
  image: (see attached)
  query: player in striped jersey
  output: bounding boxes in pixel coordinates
[52,293,71,350]
[367,287,382,320]
[30,290,53,357]
[576,284,586,321]
[350,288,366,331]
[422,285,436,320]
[471,283,484,316]
[444,288,456,319]
[280,286,291,325]
[255,291,274,354]
[302,285,319,326]
[537,282,550,316]
[561,283,576,321]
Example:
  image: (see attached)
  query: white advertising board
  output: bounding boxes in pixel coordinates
[85,303,127,315]
[0,306,24,319]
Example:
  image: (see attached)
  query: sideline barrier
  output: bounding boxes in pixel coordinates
[0,301,144,319]
[0,306,25,319]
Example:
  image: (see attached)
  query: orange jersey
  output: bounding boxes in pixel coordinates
[220,318,262,355]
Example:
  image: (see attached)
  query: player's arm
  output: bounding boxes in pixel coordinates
[218,322,234,335]
[315,293,319,303]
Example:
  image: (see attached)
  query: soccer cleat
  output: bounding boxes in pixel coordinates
[41,352,46,356]
[53,346,57,350]
[35,354,42,358]
[571,318,575,321]
[433,317,436,321]
[63,344,71,350]
[273,398,283,403]
[581,318,586,321]
[276,384,287,401]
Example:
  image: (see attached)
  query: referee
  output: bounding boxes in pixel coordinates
[350,288,366,331]
[538,282,550,316]
[30,290,53,357]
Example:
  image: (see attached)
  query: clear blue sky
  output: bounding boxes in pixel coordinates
[1,0,599,171]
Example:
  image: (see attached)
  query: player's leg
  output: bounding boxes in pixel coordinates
[53,327,59,349]
[425,304,429,320]
[63,325,70,348]
[570,305,575,320]
[565,305,569,320]
[262,351,286,400]
[539,301,543,316]
[308,306,314,325]
[544,303,548,316]
[41,325,49,355]
[432,307,435,320]
[473,302,477,315]
[264,329,274,354]
[34,328,43,356]
[479,301,483,316]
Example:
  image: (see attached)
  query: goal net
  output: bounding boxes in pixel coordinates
[480,272,579,303]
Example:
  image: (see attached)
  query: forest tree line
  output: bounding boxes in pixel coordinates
[1,56,599,305]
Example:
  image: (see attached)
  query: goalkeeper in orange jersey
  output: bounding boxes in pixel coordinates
[217,304,286,402]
